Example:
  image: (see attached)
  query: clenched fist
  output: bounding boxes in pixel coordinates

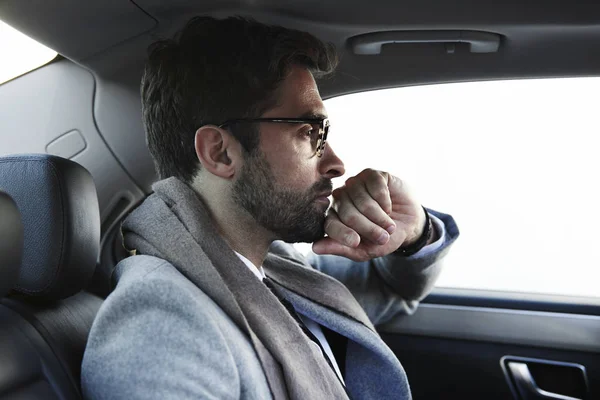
[312,169,427,261]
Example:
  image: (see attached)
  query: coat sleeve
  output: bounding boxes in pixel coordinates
[308,209,459,326]
[81,260,242,400]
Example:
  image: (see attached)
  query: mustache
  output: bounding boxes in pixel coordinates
[311,179,333,197]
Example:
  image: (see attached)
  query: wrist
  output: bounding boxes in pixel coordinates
[395,206,433,257]
[402,206,428,247]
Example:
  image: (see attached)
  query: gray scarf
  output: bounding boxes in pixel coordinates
[121,177,387,399]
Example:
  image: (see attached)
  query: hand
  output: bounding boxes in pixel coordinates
[312,169,426,262]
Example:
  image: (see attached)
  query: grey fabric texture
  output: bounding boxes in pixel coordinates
[83,255,270,399]
[82,177,459,400]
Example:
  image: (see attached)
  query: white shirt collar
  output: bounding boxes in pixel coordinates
[234,251,266,280]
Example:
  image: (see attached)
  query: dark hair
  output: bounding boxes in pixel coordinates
[141,16,338,183]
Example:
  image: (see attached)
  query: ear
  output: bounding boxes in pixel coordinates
[194,126,241,179]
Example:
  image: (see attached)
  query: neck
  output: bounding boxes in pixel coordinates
[219,211,272,268]
[193,187,273,268]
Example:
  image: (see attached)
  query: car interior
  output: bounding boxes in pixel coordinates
[0,1,599,399]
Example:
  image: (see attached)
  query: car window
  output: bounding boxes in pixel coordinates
[298,78,600,298]
[0,20,57,85]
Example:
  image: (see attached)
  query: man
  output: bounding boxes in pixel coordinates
[82,16,458,400]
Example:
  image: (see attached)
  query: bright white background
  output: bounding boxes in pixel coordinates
[317,78,600,298]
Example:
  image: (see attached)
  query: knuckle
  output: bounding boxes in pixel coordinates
[352,193,376,211]
[362,168,375,176]
[360,201,379,216]
[378,215,392,227]
[369,226,383,239]
[343,213,360,227]
[372,185,388,199]
[351,195,366,209]
[334,201,347,215]
[343,230,357,242]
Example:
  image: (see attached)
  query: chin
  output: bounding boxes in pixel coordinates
[277,221,325,244]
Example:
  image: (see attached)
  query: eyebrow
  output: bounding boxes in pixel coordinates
[297,111,328,120]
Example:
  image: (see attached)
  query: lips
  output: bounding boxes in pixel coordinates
[314,191,332,207]
[316,191,333,199]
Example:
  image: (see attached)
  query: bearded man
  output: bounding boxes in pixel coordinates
[82,15,459,400]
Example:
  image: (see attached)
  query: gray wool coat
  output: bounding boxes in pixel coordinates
[82,208,458,399]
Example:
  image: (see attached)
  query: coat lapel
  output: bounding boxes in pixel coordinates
[263,245,412,400]
[273,279,412,400]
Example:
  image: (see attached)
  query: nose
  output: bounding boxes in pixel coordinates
[319,143,345,179]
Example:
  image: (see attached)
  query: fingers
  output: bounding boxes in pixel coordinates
[362,170,393,215]
[312,212,373,261]
[314,169,421,261]
[322,209,360,248]
[332,189,392,245]
[312,237,359,260]
[336,168,396,233]
[312,228,390,262]
[346,170,394,225]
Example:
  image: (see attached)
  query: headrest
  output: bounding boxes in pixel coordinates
[0,191,23,298]
[0,154,100,300]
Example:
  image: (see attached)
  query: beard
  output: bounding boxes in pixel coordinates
[232,151,332,243]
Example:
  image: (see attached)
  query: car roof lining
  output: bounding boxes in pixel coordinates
[1,0,600,97]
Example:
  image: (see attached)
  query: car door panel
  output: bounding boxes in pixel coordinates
[380,289,600,400]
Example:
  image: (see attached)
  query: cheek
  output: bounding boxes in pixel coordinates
[259,130,319,190]
[266,148,319,191]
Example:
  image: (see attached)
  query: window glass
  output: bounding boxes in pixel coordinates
[308,78,600,298]
[0,20,57,85]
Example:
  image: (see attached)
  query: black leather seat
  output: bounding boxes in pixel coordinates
[0,154,103,399]
[0,191,22,297]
